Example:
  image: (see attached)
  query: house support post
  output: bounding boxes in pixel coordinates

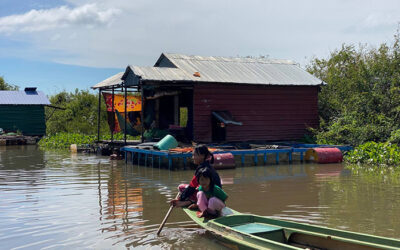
[97,89,101,142]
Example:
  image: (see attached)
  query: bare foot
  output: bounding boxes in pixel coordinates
[196,210,209,218]
[188,204,198,210]
[196,210,219,219]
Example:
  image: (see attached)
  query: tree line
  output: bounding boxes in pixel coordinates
[307,31,400,146]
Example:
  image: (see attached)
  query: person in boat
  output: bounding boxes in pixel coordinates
[194,167,228,218]
[170,144,221,208]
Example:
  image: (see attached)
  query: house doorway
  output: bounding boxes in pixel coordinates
[212,116,226,142]
[211,111,242,142]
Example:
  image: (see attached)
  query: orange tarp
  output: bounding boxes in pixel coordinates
[103,92,141,112]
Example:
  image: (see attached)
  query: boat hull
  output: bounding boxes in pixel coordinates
[183,207,400,250]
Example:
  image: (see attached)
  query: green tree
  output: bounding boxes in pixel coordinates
[0,76,19,90]
[45,89,109,135]
[307,32,400,145]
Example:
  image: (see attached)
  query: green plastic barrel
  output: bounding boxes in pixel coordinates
[154,134,178,151]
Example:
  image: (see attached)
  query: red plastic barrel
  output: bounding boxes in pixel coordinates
[305,147,343,164]
[212,153,236,169]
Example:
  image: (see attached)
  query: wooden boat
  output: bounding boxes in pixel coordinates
[183,207,400,249]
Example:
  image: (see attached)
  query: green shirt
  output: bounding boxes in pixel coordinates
[198,185,228,201]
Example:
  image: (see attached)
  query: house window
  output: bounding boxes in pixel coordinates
[180,107,188,127]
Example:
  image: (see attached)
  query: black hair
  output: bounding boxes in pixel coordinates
[194,144,214,164]
[195,167,215,192]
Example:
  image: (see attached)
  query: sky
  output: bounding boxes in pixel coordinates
[0,0,399,95]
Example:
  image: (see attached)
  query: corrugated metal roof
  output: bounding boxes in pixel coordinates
[161,53,324,85]
[0,90,50,105]
[132,53,323,86]
[92,72,124,89]
[130,66,196,81]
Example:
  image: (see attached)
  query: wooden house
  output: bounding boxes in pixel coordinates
[97,53,324,143]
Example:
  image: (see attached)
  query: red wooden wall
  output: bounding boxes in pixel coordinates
[193,83,319,142]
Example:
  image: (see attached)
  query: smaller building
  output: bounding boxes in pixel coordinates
[0,87,50,136]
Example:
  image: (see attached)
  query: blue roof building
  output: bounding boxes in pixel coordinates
[0,88,50,136]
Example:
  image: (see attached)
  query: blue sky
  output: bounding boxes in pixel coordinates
[0,0,400,95]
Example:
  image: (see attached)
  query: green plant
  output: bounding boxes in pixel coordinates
[345,141,400,167]
[0,76,19,90]
[38,132,140,149]
[45,89,110,135]
[307,30,400,146]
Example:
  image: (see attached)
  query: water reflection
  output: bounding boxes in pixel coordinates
[0,146,399,249]
[0,145,45,170]
[317,168,400,238]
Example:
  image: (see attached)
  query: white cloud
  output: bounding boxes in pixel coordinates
[363,12,400,29]
[0,0,400,68]
[0,3,120,33]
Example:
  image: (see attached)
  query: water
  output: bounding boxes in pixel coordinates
[0,146,399,249]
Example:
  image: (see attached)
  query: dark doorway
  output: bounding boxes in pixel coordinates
[158,96,174,129]
[212,116,226,142]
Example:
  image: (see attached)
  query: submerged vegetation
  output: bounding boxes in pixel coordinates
[345,142,400,167]
[344,142,400,175]
[39,132,139,149]
[343,141,400,176]
[38,133,97,149]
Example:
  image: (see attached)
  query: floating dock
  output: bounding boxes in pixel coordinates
[0,135,39,145]
[121,144,353,170]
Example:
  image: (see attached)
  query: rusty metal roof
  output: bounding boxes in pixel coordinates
[92,72,124,89]
[0,90,50,105]
[135,53,324,86]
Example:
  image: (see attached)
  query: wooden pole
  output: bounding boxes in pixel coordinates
[140,79,144,143]
[111,87,114,142]
[124,86,127,145]
[97,89,101,142]
[156,193,180,236]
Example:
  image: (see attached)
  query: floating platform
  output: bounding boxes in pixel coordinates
[0,135,39,146]
[121,144,353,170]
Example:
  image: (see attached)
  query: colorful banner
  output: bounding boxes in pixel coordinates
[106,111,141,134]
[102,93,142,112]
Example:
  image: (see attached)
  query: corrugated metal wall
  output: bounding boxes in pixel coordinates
[193,84,319,142]
[0,105,46,136]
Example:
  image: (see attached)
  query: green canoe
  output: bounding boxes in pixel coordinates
[183,207,400,249]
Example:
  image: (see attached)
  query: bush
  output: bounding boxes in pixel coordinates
[307,31,400,146]
[46,89,110,135]
[38,132,96,149]
[345,141,400,167]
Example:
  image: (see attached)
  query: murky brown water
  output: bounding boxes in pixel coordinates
[1,146,399,249]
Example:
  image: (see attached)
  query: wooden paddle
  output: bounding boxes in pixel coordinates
[157,193,180,236]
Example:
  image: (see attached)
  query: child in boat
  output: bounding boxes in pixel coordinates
[195,167,228,218]
[170,145,221,207]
